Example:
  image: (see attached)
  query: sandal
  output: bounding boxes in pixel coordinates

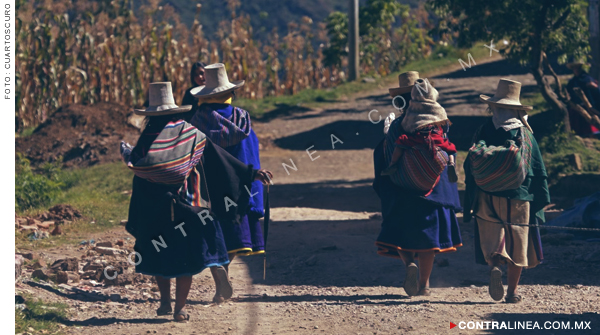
[212,294,225,304]
[417,287,431,296]
[214,266,233,300]
[174,308,190,322]
[489,266,504,301]
[156,302,172,316]
[403,263,419,297]
[505,294,522,304]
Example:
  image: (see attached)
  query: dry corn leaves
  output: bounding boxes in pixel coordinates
[15,0,433,130]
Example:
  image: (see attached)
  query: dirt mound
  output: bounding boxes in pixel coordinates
[16,103,142,167]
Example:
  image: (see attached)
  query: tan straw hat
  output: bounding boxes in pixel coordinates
[566,61,587,70]
[190,63,245,98]
[389,71,420,97]
[135,82,192,116]
[479,79,533,111]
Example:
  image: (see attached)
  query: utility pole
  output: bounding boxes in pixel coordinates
[590,0,600,79]
[348,0,359,81]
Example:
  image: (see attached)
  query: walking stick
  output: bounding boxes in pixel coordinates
[263,184,270,280]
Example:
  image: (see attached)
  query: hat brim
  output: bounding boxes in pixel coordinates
[566,62,585,70]
[389,85,414,97]
[479,95,533,111]
[134,105,193,116]
[191,80,245,98]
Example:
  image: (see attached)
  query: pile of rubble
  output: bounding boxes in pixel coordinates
[15,204,82,238]
[16,239,156,303]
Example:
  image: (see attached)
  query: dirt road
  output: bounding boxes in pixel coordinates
[17,58,600,335]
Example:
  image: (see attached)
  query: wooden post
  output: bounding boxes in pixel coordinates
[348,0,359,81]
[590,0,600,79]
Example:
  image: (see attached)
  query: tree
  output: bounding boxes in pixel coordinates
[323,0,405,70]
[428,0,591,133]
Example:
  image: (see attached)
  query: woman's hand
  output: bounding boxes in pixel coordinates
[255,169,273,185]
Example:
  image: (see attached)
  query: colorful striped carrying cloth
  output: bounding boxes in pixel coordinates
[384,121,448,194]
[127,120,207,207]
[191,105,251,148]
[468,127,533,193]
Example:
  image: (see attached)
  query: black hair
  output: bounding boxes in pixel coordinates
[392,91,412,111]
[190,62,208,86]
[401,92,412,104]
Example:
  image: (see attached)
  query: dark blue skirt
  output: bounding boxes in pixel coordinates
[133,218,230,278]
[373,138,463,258]
[220,214,265,256]
[375,198,463,257]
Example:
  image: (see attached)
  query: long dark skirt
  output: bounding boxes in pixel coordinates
[375,196,463,258]
[133,218,230,278]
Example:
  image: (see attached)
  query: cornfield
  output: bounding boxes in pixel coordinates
[15,0,434,130]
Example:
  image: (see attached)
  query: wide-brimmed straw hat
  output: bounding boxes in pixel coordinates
[479,79,533,111]
[190,63,245,98]
[566,59,587,70]
[389,71,420,97]
[135,82,192,116]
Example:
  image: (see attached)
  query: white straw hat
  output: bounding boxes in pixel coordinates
[190,63,245,98]
[135,82,192,116]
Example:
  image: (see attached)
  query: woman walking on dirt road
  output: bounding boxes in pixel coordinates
[121,82,273,321]
[373,72,463,297]
[463,79,550,303]
[190,63,270,303]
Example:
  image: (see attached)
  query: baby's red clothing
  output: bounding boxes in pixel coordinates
[395,126,457,154]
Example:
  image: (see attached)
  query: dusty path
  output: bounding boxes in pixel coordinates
[17,58,600,335]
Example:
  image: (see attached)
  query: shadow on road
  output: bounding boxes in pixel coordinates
[273,120,385,150]
[270,179,380,213]
[272,116,491,151]
[432,58,570,80]
[235,293,498,306]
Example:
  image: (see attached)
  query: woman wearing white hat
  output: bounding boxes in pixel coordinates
[373,72,463,297]
[189,63,270,303]
[463,79,550,303]
[122,82,273,320]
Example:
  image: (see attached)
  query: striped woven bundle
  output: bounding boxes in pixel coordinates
[468,127,533,193]
[384,121,448,193]
[127,120,207,206]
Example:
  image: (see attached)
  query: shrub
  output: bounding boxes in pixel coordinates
[15,154,63,212]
